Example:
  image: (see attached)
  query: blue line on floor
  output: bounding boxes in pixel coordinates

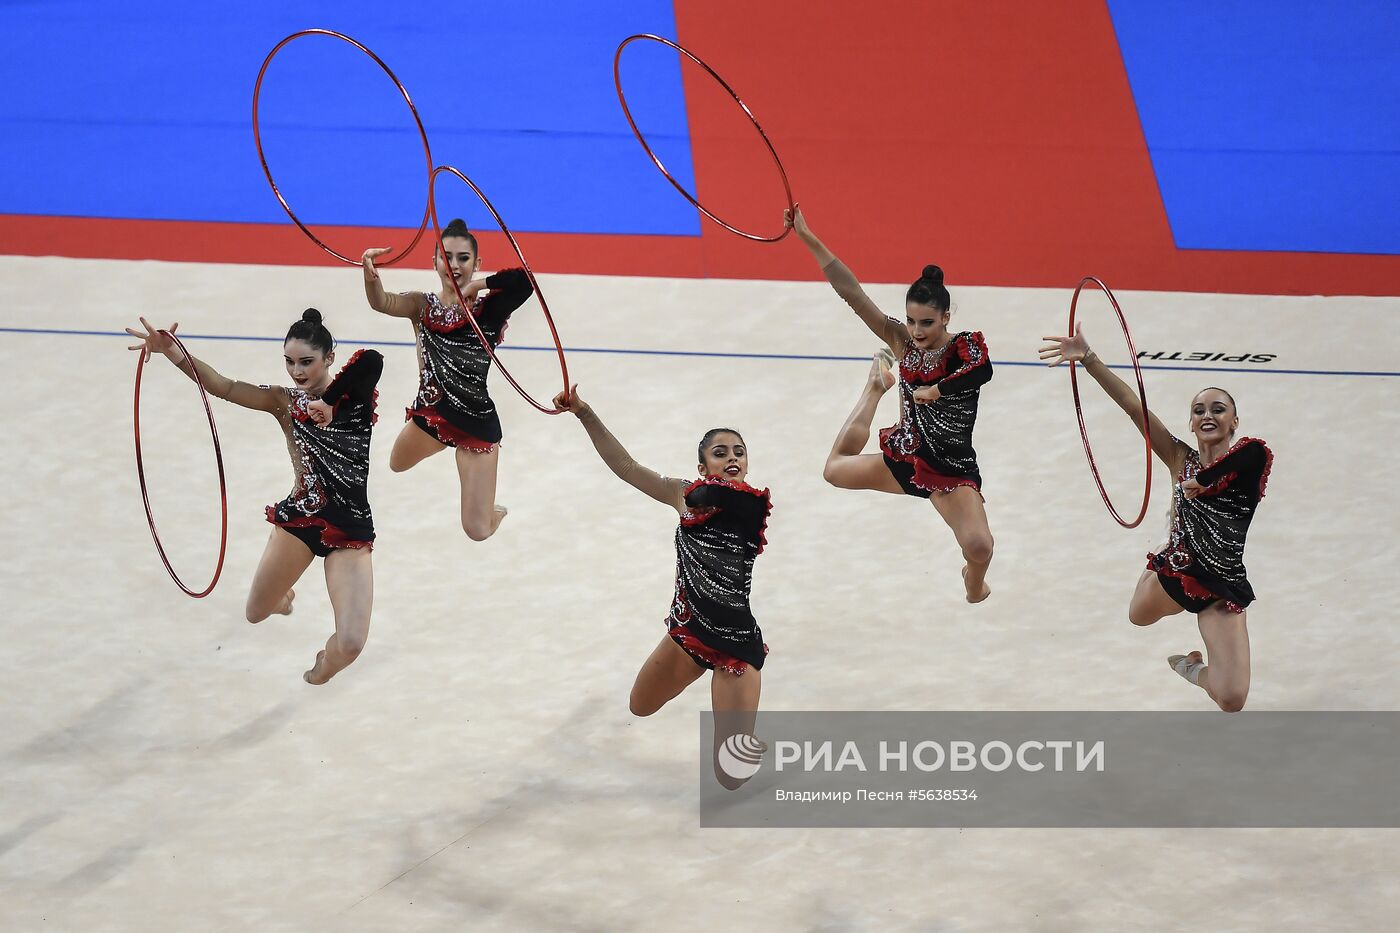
[4,325,1398,378]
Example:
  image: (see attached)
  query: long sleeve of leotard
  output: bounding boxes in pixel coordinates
[477,269,534,330]
[321,349,384,407]
[1193,438,1272,499]
[935,331,993,394]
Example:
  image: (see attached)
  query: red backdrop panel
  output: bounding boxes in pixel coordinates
[2,0,1397,296]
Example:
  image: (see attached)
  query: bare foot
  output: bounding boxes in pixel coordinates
[275,589,296,616]
[303,650,331,685]
[869,349,896,393]
[962,565,991,603]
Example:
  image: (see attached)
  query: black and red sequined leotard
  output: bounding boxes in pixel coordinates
[266,349,383,554]
[405,269,533,451]
[666,477,772,676]
[879,330,993,496]
[1148,436,1273,613]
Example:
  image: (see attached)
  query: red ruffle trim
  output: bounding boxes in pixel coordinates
[1252,438,1274,499]
[895,330,988,385]
[422,295,486,334]
[680,506,720,527]
[1196,436,1273,499]
[685,474,768,498]
[334,349,380,425]
[266,508,374,550]
[405,405,497,452]
[683,475,773,554]
[421,276,520,345]
[878,432,984,498]
[1198,471,1237,497]
[936,330,990,386]
[668,622,767,676]
[896,354,944,386]
[1146,552,1244,614]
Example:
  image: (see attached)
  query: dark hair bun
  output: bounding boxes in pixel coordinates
[443,218,471,237]
[921,265,944,286]
[301,308,323,324]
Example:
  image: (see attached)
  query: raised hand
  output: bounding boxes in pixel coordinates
[1038,323,1090,367]
[361,247,391,279]
[124,317,181,363]
[783,204,811,239]
[552,384,590,417]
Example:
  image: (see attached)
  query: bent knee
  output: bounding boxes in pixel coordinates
[822,461,857,489]
[336,633,367,660]
[1127,599,1163,626]
[962,537,994,565]
[1127,610,1158,627]
[389,446,422,472]
[1214,692,1247,713]
[461,519,495,542]
[629,696,661,718]
[245,605,269,625]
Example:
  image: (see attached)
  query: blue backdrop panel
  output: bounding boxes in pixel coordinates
[0,0,700,236]
[1108,1,1400,255]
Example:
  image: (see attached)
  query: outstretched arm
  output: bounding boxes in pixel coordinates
[1040,324,1187,472]
[785,207,908,352]
[126,318,285,414]
[554,386,687,512]
[362,247,428,319]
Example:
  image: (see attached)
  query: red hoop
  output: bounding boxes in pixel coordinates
[614,34,795,242]
[429,164,571,415]
[133,332,229,597]
[253,29,433,265]
[1068,276,1152,529]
